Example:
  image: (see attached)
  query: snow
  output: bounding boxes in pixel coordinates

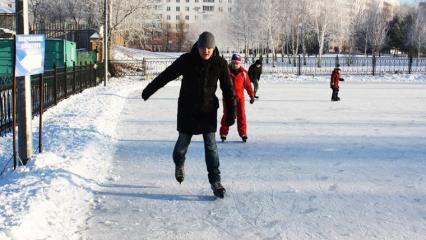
[1,63,426,239]
[113,46,183,60]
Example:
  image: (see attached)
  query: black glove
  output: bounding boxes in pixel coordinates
[141,88,151,101]
[250,97,255,104]
[339,78,344,81]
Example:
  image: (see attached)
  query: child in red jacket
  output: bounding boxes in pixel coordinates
[330,66,344,101]
[220,54,255,142]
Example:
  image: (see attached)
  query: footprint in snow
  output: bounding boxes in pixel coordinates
[301,208,318,214]
[328,184,338,191]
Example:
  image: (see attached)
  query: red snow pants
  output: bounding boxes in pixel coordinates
[220,96,247,137]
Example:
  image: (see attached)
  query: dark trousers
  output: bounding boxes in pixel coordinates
[173,132,220,184]
[252,78,259,95]
[331,88,339,101]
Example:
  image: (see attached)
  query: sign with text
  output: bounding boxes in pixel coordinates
[15,34,45,77]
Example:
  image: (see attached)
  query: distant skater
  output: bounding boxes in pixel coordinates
[330,65,344,101]
[248,58,262,98]
[220,54,255,143]
[141,32,236,198]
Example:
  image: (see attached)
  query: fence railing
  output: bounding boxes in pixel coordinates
[0,63,104,136]
[109,55,426,79]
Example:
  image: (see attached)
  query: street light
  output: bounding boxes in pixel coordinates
[104,0,108,86]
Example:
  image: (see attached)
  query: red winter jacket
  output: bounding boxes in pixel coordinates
[229,66,255,99]
[330,69,340,89]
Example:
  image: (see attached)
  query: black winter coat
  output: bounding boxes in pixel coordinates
[142,43,236,135]
[248,62,262,83]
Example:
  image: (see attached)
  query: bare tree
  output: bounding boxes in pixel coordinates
[310,0,338,67]
[257,0,281,67]
[368,0,389,56]
[408,8,426,59]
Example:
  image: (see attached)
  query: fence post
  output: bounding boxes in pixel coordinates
[408,56,413,74]
[93,64,97,86]
[372,55,376,76]
[85,62,88,88]
[53,64,57,105]
[64,63,68,99]
[72,62,76,94]
[79,63,83,92]
[335,55,340,67]
[38,74,43,153]
[90,63,94,86]
[143,58,147,79]
[298,55,302,76]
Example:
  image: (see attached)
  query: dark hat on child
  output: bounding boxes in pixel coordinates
[231,53,241,62]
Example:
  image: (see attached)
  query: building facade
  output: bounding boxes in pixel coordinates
[152,0,233,31]
[141,0,234,51]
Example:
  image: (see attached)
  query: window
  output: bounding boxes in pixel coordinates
[203,0,214,2]
[194,7,200,11]
[218,7,223,12]
[166,0,170,2]
[167,6,171,11]
[176,0,180,2]
[185,15,189,20]
[203,6,214,11]
[167,15,171,20]
[176,6,180,11]
[176,15,180,20]
[186,0,190,2]
[186,7,190,11]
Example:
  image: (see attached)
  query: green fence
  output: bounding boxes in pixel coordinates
[0,39,97,85]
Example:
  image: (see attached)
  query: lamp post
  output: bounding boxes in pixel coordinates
[14,0,32,166]
[104,0,108,86]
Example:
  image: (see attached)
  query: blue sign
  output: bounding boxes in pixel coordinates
[15,34,45,77]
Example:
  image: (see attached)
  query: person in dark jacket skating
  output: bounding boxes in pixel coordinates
[330,65,344,101]
[248,58,262,98]
[220,54,255,143]
[141,32,236,198]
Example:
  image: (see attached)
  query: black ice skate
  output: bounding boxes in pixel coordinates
[241,135,247,142]
[220,135,226,142]
[175,164,185,184]
[211,182,226,198]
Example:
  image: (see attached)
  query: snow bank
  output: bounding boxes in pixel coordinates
[0,77,145,239]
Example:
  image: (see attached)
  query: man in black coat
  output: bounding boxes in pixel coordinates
[248,59,262,98]
[141,32,236,198]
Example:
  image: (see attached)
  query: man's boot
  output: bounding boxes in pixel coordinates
[211,182,226,198]
[175,164,185,184]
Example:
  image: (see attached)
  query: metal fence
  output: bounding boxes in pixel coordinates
[109,55,426,78]
[0,63,104,136]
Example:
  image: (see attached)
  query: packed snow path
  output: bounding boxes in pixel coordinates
[86,80,426,240]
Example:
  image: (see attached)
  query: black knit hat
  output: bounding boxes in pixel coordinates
[197,31,215,49]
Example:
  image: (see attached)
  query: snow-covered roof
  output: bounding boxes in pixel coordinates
[90,32,101,39]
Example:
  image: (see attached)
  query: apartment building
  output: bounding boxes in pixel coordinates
[143,0,233,51]
[151,0,233,31]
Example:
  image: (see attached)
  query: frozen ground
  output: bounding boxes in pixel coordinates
[1,74,426,240]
